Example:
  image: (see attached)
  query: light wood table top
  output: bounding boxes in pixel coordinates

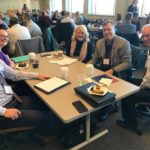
[24,54,140,123]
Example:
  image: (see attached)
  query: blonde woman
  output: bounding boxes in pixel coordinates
[66,25,93,63]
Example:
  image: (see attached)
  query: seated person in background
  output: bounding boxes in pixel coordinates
[131,12,141,32]
[115,13,122,28]
[116,12,137,34]
[91,20,132,79]
[74,11,84,25]
[52,10,60,21]
[22,13,42,38]
[117,24,150,130]
[0,29,14,67]
[0,59,56,130]
[0,12,10,26]
[0,17,9,30]
[66,25,93,63]
[58,10,66,22]
[7,16,31,55]
[61,11,76,27]
[38,10,52,32]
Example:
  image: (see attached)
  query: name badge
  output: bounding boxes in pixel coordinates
[4,85,13,95]
[103,59,110,65]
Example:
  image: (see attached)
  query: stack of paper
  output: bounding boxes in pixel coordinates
[49,57,77,65]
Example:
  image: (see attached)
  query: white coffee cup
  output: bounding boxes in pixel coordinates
[86,64,94,77]
[29,52,36,62]
[60,67,69,80]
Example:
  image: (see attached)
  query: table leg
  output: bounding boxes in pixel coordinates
[70,113,108,150]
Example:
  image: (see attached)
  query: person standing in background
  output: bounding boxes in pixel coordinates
[127,0,139,14]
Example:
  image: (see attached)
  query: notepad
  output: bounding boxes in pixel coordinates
[92,74,118,84]
[34,77,70,94]
[12,55,29,63]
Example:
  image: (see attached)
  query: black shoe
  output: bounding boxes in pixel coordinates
[117,119,143,135]
[99,112,109,121]
[116,119,128,128]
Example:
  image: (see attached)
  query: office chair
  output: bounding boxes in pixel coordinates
[130,45,142,70]
[55,22,75,50]
[0,125,48,150]
[135,102,150,135]
[0,126,35,149]
[15,36,45,56]
[116,32,140,47]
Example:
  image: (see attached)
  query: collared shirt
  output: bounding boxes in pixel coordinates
[0,59,38,116]
[141,49,150,89]
[26,20,42,37]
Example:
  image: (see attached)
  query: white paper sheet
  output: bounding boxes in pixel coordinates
[49,57,77,65]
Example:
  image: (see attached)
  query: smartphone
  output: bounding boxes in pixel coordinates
[72,101,88,113]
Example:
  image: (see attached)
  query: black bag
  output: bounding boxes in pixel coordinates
[58,117,96,148]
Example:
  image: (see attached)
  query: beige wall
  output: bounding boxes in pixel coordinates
[40,0,131,20]
[0,0,147,24]
[0,0,39,13]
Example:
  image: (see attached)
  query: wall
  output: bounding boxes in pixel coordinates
[0,0,39,13]
[40,0,130,20]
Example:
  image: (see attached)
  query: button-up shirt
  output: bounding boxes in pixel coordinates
[0,59,38,116]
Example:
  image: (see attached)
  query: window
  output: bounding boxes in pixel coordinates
[138,0,150,17]
[88,0,116,16]
[49,0,62,12]
[66,0,84,13]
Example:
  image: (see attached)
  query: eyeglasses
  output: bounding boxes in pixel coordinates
[141,34,150,39]
[0,34,9,40]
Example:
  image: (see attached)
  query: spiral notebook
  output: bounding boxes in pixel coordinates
[34,77,70,94]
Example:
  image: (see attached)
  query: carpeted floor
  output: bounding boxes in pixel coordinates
[1,46,149,150]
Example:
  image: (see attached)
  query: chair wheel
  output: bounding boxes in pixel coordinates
[136,129,143,136]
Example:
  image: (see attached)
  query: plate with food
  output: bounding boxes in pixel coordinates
[16,62,29,70]
[88,85,108,96]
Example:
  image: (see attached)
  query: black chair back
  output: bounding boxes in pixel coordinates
[55,22,75,45]
[15,36,45,56]
[116,32,140,47]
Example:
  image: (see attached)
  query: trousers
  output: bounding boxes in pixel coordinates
[0,94,56,130]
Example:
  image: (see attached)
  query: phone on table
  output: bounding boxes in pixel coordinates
[72,101,88,113]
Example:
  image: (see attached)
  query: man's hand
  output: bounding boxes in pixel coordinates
[105,69,114,75]
[38,74,50,80]
[4,108,21,120]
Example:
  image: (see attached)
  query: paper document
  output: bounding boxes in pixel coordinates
[49,57,77,65]
[99,78,112,86]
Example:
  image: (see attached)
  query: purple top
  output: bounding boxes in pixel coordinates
[0,50,10,66]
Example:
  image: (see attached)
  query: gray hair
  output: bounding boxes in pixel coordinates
[72,25,90,42]
[102,20,115,27]
[142,24,150,31]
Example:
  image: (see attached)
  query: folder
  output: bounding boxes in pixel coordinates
[74,82,116,107]
[11,55,29,63]
[34,77,70,94]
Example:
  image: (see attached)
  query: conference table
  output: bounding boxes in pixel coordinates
[22,53,140,150]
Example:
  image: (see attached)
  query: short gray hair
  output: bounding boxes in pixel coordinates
[142,24,150,31]
[102,20,114,27]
